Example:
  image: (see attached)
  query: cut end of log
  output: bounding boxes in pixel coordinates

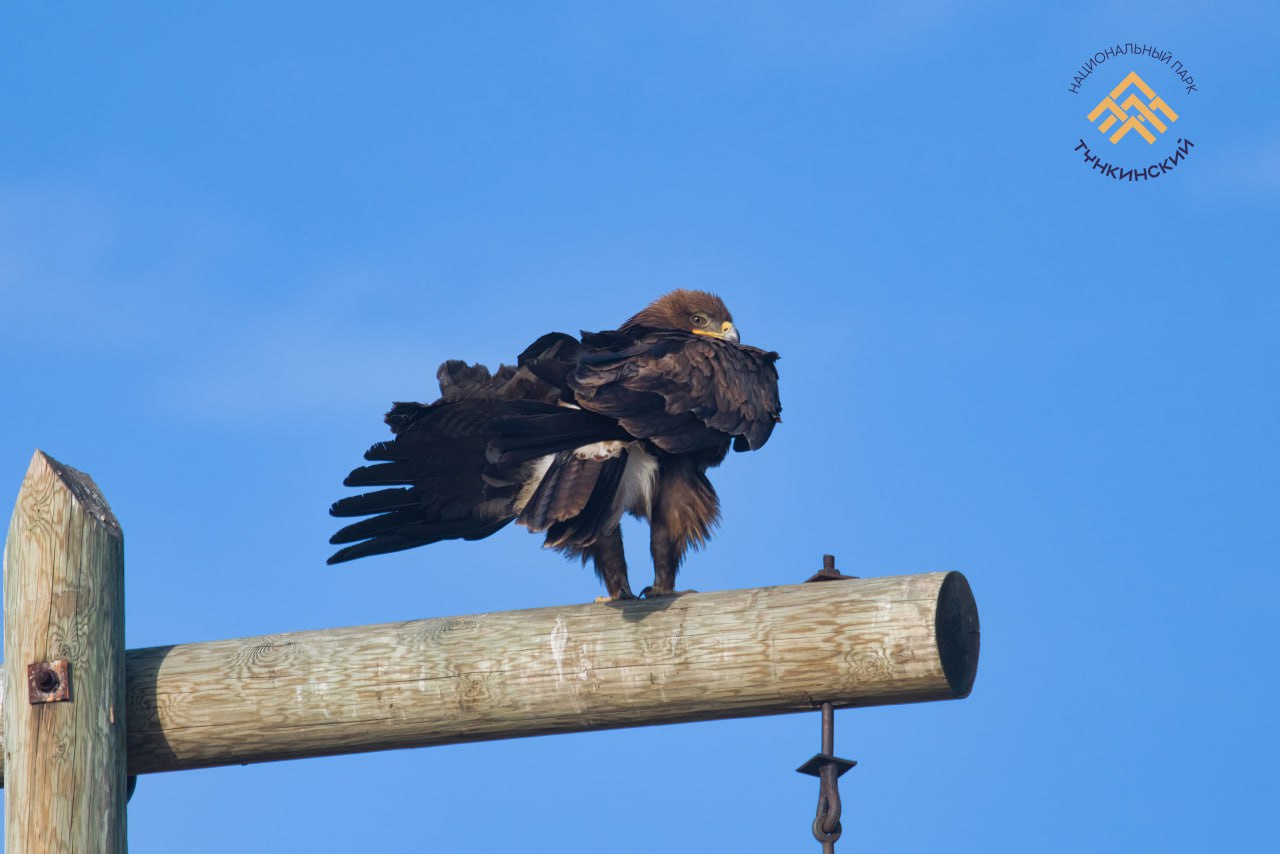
[935,571,980,698]
[28,450,121,538]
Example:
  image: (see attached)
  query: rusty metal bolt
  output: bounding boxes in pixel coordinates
[28,660,72,703]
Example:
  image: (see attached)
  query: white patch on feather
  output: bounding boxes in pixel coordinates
[574,440,624,461]
[618,444,659,518]
[514,454,555,514]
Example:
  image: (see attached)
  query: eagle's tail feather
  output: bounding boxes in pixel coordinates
[326,517,514,565]
[330,509,427,545]
[330,510,500,546]
[329,487,419,518]
[341,462,417,488]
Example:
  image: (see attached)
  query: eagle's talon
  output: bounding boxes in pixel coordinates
[638,587,698,599]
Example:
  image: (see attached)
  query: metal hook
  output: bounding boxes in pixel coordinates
[796,555,858,850]
[797,702,857,851]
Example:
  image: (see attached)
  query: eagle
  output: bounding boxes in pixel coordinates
[328,290,781,600]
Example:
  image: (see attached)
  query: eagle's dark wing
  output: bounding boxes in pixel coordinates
[568,329,781,454]
[327,349,576,564]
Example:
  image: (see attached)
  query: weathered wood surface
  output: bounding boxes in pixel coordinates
[3,451,128,852]
[0,568,978,780]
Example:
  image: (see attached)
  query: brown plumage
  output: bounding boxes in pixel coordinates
[329,289,781,599]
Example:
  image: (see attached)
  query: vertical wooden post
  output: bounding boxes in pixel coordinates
[4,451,127,853]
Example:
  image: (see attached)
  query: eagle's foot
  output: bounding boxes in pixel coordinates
[595,589,637,604]
[638,586,698,599]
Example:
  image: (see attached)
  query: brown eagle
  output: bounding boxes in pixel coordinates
[328,290,781,599]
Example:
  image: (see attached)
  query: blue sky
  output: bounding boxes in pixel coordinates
[2,2,1277,851]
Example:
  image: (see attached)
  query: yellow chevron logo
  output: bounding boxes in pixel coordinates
[1087,71,1179,144]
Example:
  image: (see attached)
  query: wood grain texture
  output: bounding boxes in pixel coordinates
[3,451,127,852]
[0,569,977,779]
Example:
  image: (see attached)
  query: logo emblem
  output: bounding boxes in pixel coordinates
[1087,71,1178,144]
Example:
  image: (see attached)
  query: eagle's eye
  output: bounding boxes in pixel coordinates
[691,314,709,328]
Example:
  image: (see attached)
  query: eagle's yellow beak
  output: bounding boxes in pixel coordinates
[692,321,740,343]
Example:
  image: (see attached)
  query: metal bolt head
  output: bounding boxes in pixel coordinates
[804,553,858,583]
[28,660,71,703]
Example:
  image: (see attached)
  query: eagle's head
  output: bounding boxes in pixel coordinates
[621,289,740,343]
